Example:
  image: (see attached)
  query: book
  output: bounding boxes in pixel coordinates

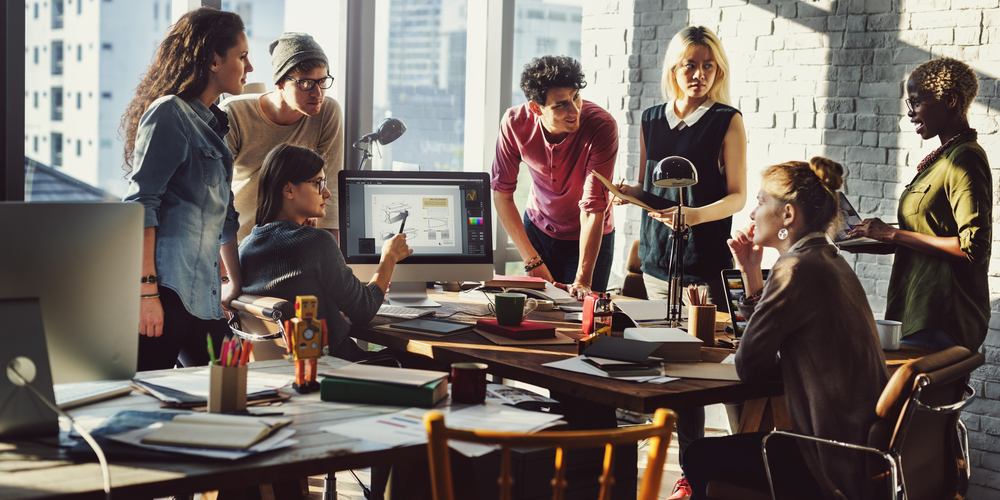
[581,357,661,378]
[623,327,702,362]
[388,318,475,336]
[476,319,555,340]
[484,274,548,290]
[139,413,292,450]
[592,172,676,211]
[319,364,450,408]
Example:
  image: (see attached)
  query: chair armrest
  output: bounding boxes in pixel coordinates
[761,431,899,500]
[231,294,291,322]
[914,380,977,414]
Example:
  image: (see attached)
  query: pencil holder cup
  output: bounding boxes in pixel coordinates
[689,305,717,347]
[209,363,248,413]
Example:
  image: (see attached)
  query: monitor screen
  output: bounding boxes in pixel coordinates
[338,170,494,305]
[0,202,142,384]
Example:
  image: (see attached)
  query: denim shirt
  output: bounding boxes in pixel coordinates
[123,95,239,320]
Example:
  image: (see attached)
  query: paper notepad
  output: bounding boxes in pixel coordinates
[140,413,292,450]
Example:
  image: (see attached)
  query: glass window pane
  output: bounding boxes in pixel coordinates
[370,0,468,172]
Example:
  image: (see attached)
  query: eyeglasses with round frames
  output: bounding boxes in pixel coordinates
[284,75,335,91]
[905,89,950,113]
[302,177,328,193]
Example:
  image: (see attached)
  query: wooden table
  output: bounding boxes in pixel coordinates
[0,358,426,500]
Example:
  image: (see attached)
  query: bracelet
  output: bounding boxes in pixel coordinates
[738,289,763,306]
[141,293,160,299]
[221,276,230,283]
[525,260,544,272]
[524,255,539,265]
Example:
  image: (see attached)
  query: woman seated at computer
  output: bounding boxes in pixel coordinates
[122,7,251,371]
[239,144,412,361]
[683,157,889,500]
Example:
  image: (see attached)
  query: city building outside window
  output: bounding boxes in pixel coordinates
[51,133,63,167]
[51,41,64,75]
[52,87,63,121]
[52,0,64,29]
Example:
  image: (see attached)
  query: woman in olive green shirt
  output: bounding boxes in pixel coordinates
[849,57,991,351]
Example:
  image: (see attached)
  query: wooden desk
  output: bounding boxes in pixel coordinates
[0,358,425,500]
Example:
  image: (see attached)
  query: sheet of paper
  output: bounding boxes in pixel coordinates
[542,356,679,383]
[134,369,290,400]
[320,363,448,388]
[592,172,672,212]
[106,425,297,460]
[615,300,670,321]
[321,408,429,447]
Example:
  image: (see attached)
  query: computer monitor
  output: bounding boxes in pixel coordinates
[0,202,142,384]
[339,170,494,306]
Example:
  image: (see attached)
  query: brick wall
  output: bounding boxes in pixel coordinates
[582,0,1000,496]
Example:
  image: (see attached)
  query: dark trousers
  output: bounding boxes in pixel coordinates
[685,432,823,500]
[522,213,614,292]
[137,287,231,371]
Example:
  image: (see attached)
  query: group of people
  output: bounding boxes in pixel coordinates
[120,7,990,500]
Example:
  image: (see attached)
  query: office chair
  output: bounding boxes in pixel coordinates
[424,407,676,500]
[620,240,648,300]
[229,294,293,361]
[705,346,983,500]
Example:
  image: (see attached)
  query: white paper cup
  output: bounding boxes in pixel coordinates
[876,320,902,351]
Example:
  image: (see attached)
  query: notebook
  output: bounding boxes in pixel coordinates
[833,192,880,247]
[720,269,770,339]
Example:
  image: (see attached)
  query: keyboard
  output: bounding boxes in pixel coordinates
[377,304,435,320]
[54,380,133,410]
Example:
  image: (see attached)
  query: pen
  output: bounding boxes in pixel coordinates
[207,334,217,365]
[398,210,409,234]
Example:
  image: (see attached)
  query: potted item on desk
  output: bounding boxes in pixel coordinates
[578,292,613,354]
[283,295,327,394]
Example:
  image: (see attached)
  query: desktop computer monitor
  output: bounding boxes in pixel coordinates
[0,202,142,385]
[339,170,494,306]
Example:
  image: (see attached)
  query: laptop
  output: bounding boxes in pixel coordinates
[833,192,879,247]
[720,269,770,339]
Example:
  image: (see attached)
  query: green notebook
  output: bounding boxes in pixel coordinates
[320,372,448,408]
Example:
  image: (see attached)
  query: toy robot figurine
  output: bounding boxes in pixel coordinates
[284,295,327,394]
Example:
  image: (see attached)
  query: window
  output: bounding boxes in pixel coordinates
[101,92,111,99]
[510,1,584,108]
[101,43,112,50]
[76,139,82,156]
[52,87,63,121]
[52,133,64,167]
[33,92,38,109]
[34,46,39,64]
[76,92,81,109]
[536,37,556,54]
[77,0,82,15]
[51,41,64,75]
[77,44,82,61]
[34,136,39,153]
[52,0,64,29]
[34,2,39,19]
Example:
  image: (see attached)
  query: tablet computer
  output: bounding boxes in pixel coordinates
[388,318,475,336]
[720,269,770,339]
[833,192,880,247]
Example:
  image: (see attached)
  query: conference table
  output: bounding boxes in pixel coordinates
[353,287,934,432]
[0,358,427,500]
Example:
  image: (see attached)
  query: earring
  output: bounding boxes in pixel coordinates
[778,228,788,240]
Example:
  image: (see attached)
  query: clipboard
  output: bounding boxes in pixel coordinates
[592,172,676,212]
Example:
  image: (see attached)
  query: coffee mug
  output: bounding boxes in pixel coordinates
[876,320,902,351]
[492,293,537,326]
[451,362,488,404]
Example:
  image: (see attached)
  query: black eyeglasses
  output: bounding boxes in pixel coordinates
[302,177,328,193]
[905,89,950,112]
[284,75,334,91]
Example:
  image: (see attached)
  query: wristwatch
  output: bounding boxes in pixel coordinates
[141,274,159,284]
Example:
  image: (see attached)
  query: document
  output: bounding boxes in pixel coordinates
[543,356,679,384]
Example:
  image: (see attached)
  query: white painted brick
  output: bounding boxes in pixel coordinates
[688,9,721,26]
[769,142,806,160]
[785,128,823,144]
[921,28,955,46]
[900,0,954,12]
[955,27,981,45]
[757,35,784,51]
[775,112,795,129]
[910,11,959,29]
[759,96,794,113]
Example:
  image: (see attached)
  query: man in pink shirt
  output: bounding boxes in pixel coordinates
[492,56,618,297]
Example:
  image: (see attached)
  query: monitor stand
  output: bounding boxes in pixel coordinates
[387,282,440,308]
[0,298,58,438]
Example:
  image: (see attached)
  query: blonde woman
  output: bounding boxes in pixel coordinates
[615,25,747,498]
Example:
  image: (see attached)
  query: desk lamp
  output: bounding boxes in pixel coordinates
[651,156,698,326]
[353,117,407,170]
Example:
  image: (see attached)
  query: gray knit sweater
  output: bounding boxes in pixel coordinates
[239,220,383,360]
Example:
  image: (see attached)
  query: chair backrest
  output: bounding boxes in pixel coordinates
[229,294,294,361]
[870,346,983,500]
[424,407,676,500]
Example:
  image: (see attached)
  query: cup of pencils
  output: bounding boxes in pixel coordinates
[685,285,717,347]
[208,334,252,414]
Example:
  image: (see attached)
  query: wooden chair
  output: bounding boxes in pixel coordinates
[705,346,984,500]
[424,407,676,500]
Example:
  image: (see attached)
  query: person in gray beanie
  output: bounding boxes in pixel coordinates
[220,32,344,244]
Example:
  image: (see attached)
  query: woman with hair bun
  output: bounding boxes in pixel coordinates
[848,57,991,351]
[683,157,889,500]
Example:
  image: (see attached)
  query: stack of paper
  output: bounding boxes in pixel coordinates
[624,327,702,362]
[132,369,290,408]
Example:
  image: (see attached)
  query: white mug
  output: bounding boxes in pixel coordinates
[876,320,902,351]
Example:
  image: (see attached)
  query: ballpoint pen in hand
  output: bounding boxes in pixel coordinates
[398,210,409,234]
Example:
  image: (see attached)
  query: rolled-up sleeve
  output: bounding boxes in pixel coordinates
[222,190,240,245]
[491,110,521,194]
[123,102,189,228]
[946,150,992,264]
[578,119,618,213]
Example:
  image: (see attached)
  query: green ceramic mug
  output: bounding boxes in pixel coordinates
[493,293,537,326]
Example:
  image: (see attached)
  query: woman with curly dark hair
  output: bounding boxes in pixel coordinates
[121,7,253,370]
[848,57,991,352]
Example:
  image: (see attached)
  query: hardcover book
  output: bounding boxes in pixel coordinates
[476,319,556,340]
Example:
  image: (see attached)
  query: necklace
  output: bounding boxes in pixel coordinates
[916,128,976,174]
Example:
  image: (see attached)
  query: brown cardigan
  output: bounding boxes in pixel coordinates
[736,237,889,500]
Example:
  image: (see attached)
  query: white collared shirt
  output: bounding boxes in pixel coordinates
[665,99,715,131]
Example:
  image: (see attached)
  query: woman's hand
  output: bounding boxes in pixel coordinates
[221,282,241,313]
[648,206,702,229]
[139,297,164,337]
[727,224,763,273]
[847,218,896,243]
[381,233,413,265]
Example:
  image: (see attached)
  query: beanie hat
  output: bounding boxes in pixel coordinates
[269,32,329,85]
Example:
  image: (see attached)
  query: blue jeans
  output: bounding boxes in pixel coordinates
[901,328,959,350]
[522,213,614,292]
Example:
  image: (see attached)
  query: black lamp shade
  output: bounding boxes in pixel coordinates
[652,156,698,188]
[375,117,407,145]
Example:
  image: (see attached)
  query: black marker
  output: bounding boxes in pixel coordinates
[398,210,409,234]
